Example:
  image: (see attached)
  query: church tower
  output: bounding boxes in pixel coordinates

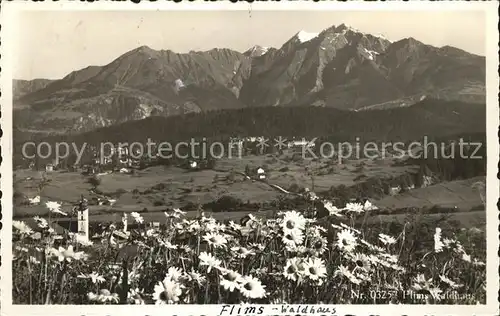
[77,196,89,242]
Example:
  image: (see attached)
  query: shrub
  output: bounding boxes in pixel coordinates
[153,200,165,206]
[87,175,101,188]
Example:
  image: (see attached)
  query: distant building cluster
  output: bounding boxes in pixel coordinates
[23,136,322,174]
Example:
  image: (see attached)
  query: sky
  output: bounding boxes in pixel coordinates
[13,10,486,80]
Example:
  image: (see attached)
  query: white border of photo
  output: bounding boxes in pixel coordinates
[1,1,498,315]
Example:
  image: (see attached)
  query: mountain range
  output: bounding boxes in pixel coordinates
[13,23,485,136]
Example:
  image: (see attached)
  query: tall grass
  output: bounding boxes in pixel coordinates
[12,194,486,305]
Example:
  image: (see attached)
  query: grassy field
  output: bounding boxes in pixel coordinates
[15,154,419,206]
[375,176,484,211]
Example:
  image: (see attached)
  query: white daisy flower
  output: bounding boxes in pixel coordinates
[162,240,178,250]
[88,289,119,303]
[337,229,357,252]
[202,232,228,248]
[198,252,221,273]
[78,272,106,284]
[309,236,328,255]
[229,221,243,231]
[220,269,243,292]
[231,246,255,258]
[29,195,41,205]
[281,211,307,233]
[89,272,105,284]
[13,221,33,235]
[33,216,49,229]
[350,253,372,273]
[239,275,267,299]
[378,233,396,245]
[345,202,364,214]
[282,229,304,247]
[179,244,192,253]
[213,222,227,232]
[166,266,183,282]
[335,265,361,285]
[130,212,144,224]
[303,257,327,282]
[186,269,206,285]
[323,201,343,217]
[187,221,201,232]
[50,245,82,262]
[46,201,67,216]
[204,218,220,232]
[153,277,184,304]
[283,257,304,282]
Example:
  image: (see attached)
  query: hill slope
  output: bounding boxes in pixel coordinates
[16,99,485,149]
[13,79,55,101]
[14,47,252,134]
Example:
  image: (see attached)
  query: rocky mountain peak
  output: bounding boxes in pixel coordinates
[295,30,320,43]
[244,45,271,57]
[14,23,485,135]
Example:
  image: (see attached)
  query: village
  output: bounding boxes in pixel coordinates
[25,136,321,176]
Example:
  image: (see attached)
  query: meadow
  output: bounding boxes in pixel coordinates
[12,153,487,305]
[14,154,484,222]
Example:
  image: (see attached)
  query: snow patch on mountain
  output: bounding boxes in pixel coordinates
[375,33,392,43]
[336,24,363,35]
[245,45,271,57]
[296,31,319,43]
[360,47,379,61]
